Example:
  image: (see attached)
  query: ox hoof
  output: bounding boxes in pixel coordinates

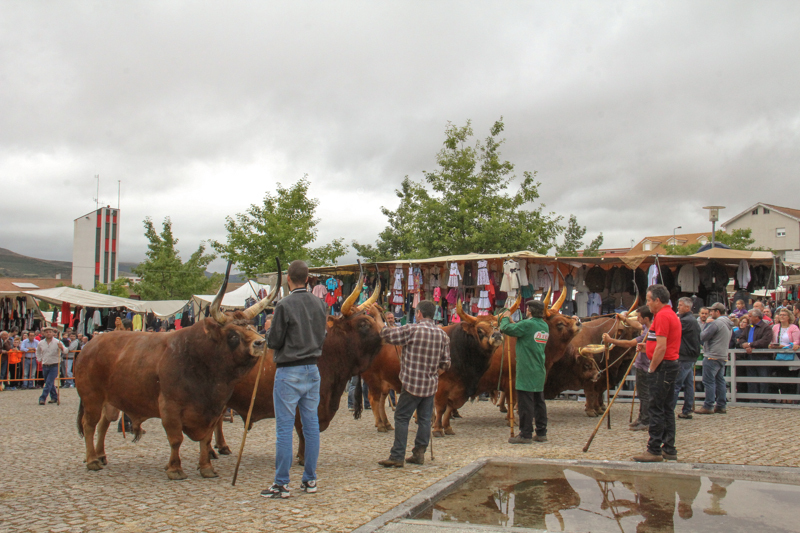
[585,410,599,417]
[217,445,232,455]
[208,448,219,460]
[432,430,445,438]
[199,466,218,478]
[166,469,188,481]
[386,424,394,430]
[444,427,455,436]
[499,406,508,413]
[296,456,305,466]
[86,460,104,471]
[97,455,108,466]
[377,426,388,433]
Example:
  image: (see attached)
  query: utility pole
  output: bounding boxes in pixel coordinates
[703,206,725,248]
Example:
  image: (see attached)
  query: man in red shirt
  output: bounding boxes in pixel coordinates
[634,284,682,462]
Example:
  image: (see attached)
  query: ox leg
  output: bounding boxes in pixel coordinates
[295,415,306,466]
[381,392,393,431]
[432,395,445,438]
[214,419,232,455]
[95,404,119,466]
[197,432,218,478]
[81,402,104,471]
[370,389,386,432]
[160,406,187,480]
[443,405,456,435]
[497,391,508,413]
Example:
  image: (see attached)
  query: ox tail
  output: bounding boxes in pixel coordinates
[77,399,85,437]
[353,375,363,420]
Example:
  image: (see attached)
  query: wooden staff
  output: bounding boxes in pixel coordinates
[506,335,514,437]
[629,381,637,424]
[232,351,268,486]
[605,344,611,429]
[583,356,636,453]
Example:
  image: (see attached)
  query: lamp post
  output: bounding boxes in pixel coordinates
[673,226,682,247]
[702,206,726,248]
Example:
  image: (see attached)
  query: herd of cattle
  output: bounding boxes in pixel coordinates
[74,269,640,480]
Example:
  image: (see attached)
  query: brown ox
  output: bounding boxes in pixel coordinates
[568,299,640,416]
[75,264,279,480]
[213,273,384,465]
[477,289,581,419]
[543,346,602,400]
[361,343,402,432]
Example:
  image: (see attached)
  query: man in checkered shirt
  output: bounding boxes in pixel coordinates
[369,300,450,467]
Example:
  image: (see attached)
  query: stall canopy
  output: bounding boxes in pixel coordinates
[0,291,46,321]
[26,287,189,318]
[191,281,271,310]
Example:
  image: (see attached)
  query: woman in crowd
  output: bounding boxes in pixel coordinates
[771,308,800,403]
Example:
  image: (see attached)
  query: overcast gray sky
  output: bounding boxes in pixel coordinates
[2,1,798,272]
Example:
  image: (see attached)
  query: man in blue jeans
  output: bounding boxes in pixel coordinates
[35,326,67,405]
[674,297,701,419]
[262,260,327,499]
[695,303,733,414]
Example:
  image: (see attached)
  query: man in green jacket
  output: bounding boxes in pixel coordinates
[499,300,549,444]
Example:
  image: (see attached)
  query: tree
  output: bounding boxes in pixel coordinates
[212,177,348,277]
[92,278,130,298]
[664,228,764,255]
[132,217,220,300]
[353,119,563,260]
[583,233,605,257]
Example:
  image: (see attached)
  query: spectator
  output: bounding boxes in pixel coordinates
[732,299,748,319]
[80,336,89,348]
[7,338,24,390]
[20,331,39,389]
[383,312,396,327]
[347,376,371,412]
[674,297,701,419]
[695,303,733,414]
[793,303,800,327]
[771,308,800,402]
[62,333,79,388]
[697,307,710,328]
[35,326,68,405]
[737,309,773,398]
[604,306,652,431]
[0,331,12,390]
[370,300,450,467]
[633,284,681,463]
[731,316,749,349]
[753,301,772,324]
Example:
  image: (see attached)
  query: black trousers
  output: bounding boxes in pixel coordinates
[516,390,547,438]
[646,359,679,456]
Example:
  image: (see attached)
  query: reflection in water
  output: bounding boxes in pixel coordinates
[417,464,799,532]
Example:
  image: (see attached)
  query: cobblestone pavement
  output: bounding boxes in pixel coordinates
[2,388,799,532]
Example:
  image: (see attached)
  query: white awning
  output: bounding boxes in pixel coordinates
[191,281,272,310]
[25,287,189,317]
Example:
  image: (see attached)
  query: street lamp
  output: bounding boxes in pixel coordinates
[673,226,682,246]
[703,206,726,248]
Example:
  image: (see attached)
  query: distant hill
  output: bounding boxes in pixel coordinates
[0,248,72,278]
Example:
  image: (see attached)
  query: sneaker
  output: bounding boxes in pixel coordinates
[300,480,317,493]
[678,413,693,419]
[508,435,533,444]
[261,483,290,499]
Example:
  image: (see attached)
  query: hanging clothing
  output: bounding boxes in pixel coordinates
[407,265,416,292]
[312,284,327,299]
[647,264,660,286]
[677,264,701,293]
[477,290,491,311]
[445,288,458,306]
[61,302,72,326]
[132,314,143,331]
[463,263,474,286]
[737,260,751,289]
[574,266,588,293]
[476,260,490,285]
[500,260,520,292]
[587,293,602,316]
[393,268,404,290]
[447,262,461,287]
[429,266,440,288]
[433,287,441,303]
[517,259,529,286]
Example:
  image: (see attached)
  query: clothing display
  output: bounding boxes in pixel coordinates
[476,260,490,285]
[677,264,701,293]
[393,268,404,291]
[517,259,529,286]
[500,260,520,292]
[737,260,751,289]
[447,262,461,287]
[408,265,416,292]
[587,293,602,316]
[477,290,491,315]
[429,266,441,288]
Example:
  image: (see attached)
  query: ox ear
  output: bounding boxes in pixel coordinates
[326,316,336,331]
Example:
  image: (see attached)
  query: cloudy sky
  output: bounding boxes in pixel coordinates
[2,1,798,272]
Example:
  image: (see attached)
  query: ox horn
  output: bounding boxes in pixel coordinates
[357,275,381,312]
[457,299,477,324]
[242,258,282,320]
[506,293,522,315]
[211,261,233,324]
[627,295,640,315]
[550,289,567,315]
[541,287,552,308]
[341,272,365,317]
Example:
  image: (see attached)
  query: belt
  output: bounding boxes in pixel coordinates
[43,363,59,367]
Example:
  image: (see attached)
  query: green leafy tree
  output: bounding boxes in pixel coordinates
[583,233,605,257]
[132,217,219,300]
[212,177,348,276]
[353,119,563,259]
[92,278,131,298]
[664,228,764,255]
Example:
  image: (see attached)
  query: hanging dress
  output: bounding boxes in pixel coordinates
[393,268,404,291]
[517,259,529,286]
[476,260,490,285]
[500,260,520,292]
[430,266,440,288]
[433,287,441,303]
[408,265,416,292]
[477,290,491,316]
[447,262,462,287]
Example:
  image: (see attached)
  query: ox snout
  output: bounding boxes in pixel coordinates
[250,338,267,356]
[590,372,601,383]
[491,332,504,347]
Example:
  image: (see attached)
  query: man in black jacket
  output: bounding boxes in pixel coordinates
[737,308,773,397]
[673,297,701,419]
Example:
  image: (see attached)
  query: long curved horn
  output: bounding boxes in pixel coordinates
[507,293,522,314]
[211,261,233,324]
[242,258,282,320]
[357,276,381,312]
[627,295,640,315]
[341,272,365,317]
[457,299,477,324]
[542,287,552,307]
[551,289,567,315]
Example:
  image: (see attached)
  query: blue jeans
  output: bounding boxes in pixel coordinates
[39,364,59,403]
[673,360,696,414]
[23,358,37,388]
[347,376,370,410]
[702,358,727,410]
[390,391,434,461]
[273,365,320,486]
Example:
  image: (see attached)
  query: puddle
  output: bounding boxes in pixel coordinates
[414,463,800,532]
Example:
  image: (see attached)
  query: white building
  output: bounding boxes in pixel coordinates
[71,207,120,290]
[721,203,800,261]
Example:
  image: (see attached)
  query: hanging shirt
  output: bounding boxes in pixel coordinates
[737,260,751,288]
[587,293,602,316]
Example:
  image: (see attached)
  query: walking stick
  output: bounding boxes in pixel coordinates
[629,381,637,424]
[506,335,514,437]
[605,344,611,429]
[232,351,268,486]
[583,356,636,453]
